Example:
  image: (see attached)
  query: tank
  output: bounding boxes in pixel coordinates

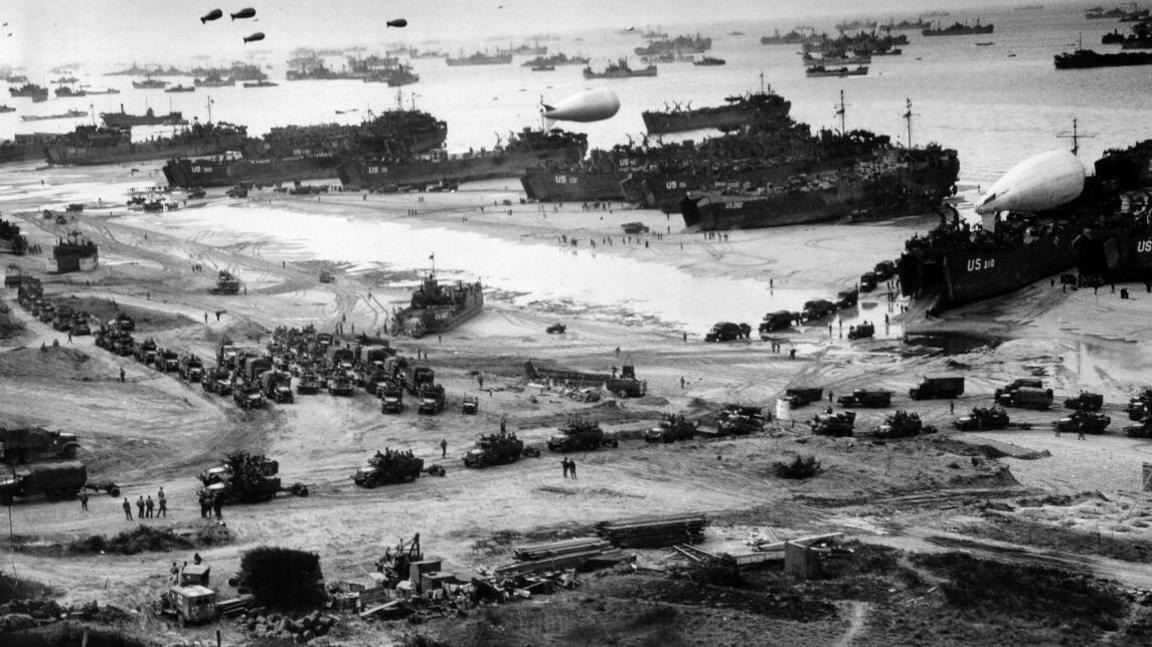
[809,411,856,437]
[643,414,697,443]
[953,406,1011,431]
[1054,410,1111,434]
[547,420,618,452]
[875,411,930,438]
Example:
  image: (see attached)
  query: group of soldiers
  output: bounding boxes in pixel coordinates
[196,489,225,520]
[371,448,415,466]
[119,488,167,520]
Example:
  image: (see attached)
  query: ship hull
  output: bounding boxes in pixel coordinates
[47,135,248,166]
[394,283,484,337]
[1074,229,1152,282]
[163,156,341,188]
[899,232,1074,308]
[641,101,791,134]
[339,146,583,191]
[520,170,627,202]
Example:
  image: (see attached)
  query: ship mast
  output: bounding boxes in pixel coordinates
[835,89,847,134]
[206,96,213,124]
[901,98,919,149]
[1059,118,1094,157]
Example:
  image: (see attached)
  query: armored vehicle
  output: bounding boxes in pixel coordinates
[135,338,159,365]
[463,432,529,467]
[644,414,698,443]
[809,411,856,437]
[1054,410,1111,434]
[210,270,241,295]
[953,406,1010,431]
[800,299,836,323]
[909,376,965,400]
[837,389,893,408]
[547,420,618,452]
[417,384,446,414]
[717,404,766,435]
[1125,418,1152,438]
[327,372,355,396]
[352,449,424,487]
[158,348,180,373]
[199,452,307,503]
[461,395,479,415]
[546,323,567,334]
[379,381,405,413]
[875,411,931,438]
[1064,392,1103,411]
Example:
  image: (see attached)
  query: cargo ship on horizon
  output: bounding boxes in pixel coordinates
[162,110,448,188]
[922,20,994,36]
[102,105,187,128]
[445,50,513,66]
[339,128,587,192]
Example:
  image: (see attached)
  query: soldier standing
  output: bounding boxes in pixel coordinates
[157,495,167,518]
[119,367,125,382]
[145,495,155,518]
[213,495,223,520]
[199,492,210,518]
[569,459,577,480]
[136,495,145,519]
[561,457,570,479]
[122,497,133,521]
[440,438,447,458]
[79,492,89,512]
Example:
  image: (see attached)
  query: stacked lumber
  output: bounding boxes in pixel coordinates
[596,513,707,548]
[495,536,628,576]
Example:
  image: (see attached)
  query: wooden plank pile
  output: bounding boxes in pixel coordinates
[494,537,628,577]
[596,513,707,548]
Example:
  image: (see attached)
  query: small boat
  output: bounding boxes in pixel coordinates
[531,65,556,71]
[242,79,280,88]
[164,84,196,93]
[693,56,726,66]
[975,41,995,46]
[21,109,87,122]
[0,105,15,113]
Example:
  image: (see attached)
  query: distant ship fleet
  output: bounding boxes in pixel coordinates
[6,9,1152,316]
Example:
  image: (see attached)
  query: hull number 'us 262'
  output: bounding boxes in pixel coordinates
[966,258,995,272]
[725,201,744,210]
[1137,240,1152,254]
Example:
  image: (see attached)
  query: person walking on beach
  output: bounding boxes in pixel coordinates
[440,438,448,458]
[569,459,577,480]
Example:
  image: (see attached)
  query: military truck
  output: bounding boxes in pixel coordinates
[259,370,294,404]
[837,389,893,408]
[809,411,856,437]
[784,387,824,408]
[875,411,931,439]
[199,452,308,503]
[463,432,528,467]
[1,426,80,463]
[836,289,859,309]
[158,348,180,373]
[327,372,355,396]
[233,383,265,410]
[758,310,795,337]
[135,338,159,365]
[379,381,405,413]
[994,378,1043,399]
[997,386,1054,410]
[909,376,965,400]
[158,585,217,627]
[417,384,446,415]
[704,322,749,342]
[0,460,87,504]
[873,260,897,281]
[400,364,435,395]
[800,299,836,323]
[179,355,204,383]
[1064,392,1104,411]
[352,450,424,487]
[70,315,91,336]
[644,414,698,443]
[846,322,875,340]
[112,312,135,332]
[717,404,766,435]
[51,304,74,331]
[296,371,322,395]
[858,271,878,292]
[1055,410,1111,435]
[210,270,241,295]
[953,407,1011,431]
[547,420,618,452]
[461,395,479,415]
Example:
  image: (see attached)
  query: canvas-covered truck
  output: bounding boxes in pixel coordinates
[547,420,618,452]
[1064,392,1104,411]
[758,310,795,337]
[784,387,824,408]
[259,370,294,404]
[1,426,80,463]
[909,376,965,400]
[0,460,87,504]
[417,384,446,415]
[379,381,405,413]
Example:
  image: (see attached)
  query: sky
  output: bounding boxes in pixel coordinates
[0,0,1080,71]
